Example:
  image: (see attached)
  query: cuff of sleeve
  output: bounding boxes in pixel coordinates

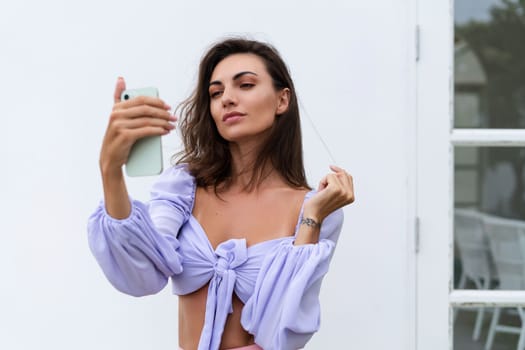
[287,237,335,251]
[99,197,137,223]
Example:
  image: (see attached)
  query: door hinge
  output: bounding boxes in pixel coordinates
[415,25,420,62]
[415,216,420,253]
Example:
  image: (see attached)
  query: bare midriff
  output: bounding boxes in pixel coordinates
[178,284,254,350]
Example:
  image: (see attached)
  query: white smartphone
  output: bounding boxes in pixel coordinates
[121,87,163,177]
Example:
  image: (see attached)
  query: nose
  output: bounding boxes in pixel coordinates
[221,87,237,107]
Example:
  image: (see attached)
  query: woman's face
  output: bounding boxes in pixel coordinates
[208,53,289,144]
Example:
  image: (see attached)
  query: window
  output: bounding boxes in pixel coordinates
[452,1,525,349]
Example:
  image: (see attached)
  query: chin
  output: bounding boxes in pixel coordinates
[220,131,270,145]
[218,125,265,141]
[221,133,250,143]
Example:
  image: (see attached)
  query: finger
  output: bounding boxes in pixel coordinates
[330,164,352,184]
[337,173,355,203]
[113,77,126,104]
[326,173,344,190]
[318,174,342,196]
[317,176,328,191]
[117,117,176,131]
[116,95,171,111]
[339,171,353,190]
[329,164,346,174]
[117,105,175,121]
[126,126,171,141]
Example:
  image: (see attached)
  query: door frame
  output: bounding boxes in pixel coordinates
[415,1,525,349]
[415,0,454,349]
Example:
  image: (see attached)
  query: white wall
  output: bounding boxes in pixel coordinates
[1,1,414,349]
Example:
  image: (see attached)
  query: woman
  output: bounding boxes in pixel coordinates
[88,38,354,350]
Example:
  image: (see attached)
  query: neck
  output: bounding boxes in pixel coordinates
[228,140,282,192]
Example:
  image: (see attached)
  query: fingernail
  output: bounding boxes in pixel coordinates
[169,115,178,121]
[164,104,172,110]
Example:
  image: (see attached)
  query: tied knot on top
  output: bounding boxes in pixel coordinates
[213,239,248,278]
[199,238,249,350]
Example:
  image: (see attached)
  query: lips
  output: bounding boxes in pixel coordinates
[222,111,246,122]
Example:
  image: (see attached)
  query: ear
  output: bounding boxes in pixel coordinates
[276,88,291,115]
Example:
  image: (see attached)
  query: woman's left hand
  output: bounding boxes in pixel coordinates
[302,165,355,223]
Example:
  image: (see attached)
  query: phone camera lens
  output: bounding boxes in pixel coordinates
[124,94,129,100]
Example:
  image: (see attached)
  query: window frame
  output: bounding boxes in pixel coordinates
[417,1,525,349]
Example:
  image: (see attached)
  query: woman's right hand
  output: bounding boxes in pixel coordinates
[99,77,176,175]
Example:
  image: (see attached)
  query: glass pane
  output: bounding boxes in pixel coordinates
[454,147,525,291]
[454,0,525,128]
[454,306,524,349]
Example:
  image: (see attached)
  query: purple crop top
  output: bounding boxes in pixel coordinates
[88,164,344,350]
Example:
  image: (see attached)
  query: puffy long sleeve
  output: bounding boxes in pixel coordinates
[87,164,195,297]
[241,208,344,350]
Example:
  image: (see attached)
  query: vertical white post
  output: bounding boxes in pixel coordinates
[416,0,454,349]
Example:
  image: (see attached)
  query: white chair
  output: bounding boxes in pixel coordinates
[483,215,525,350]
[454,208,496,341]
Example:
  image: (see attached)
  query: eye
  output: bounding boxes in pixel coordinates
[240,83,254,89]
[210,90,223,98]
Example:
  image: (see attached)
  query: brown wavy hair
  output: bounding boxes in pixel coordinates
[174,38,309,192]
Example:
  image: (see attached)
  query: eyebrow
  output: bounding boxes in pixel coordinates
[209,71,258,87]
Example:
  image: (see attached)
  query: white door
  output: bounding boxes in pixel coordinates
[417,0,525,349]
